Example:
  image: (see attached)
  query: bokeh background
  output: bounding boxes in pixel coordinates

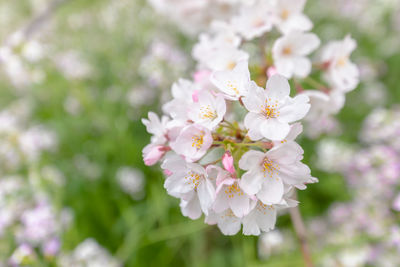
[0,0,399,266]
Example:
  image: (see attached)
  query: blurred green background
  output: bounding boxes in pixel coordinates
[0,0,399,266]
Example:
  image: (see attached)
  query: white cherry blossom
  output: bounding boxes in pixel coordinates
[162,79,199,122]
[321,35,359,92]
[141,112,169,144]
[195,44,249,72]
[162,155,215,214]
[213,167,253,218]
[211,60,251,100]
[231,1,273,40]
[302,90,345,121]
[271,0,313,34]
[238,142,312,205]
[272,31,320,78]
[170,124,213,162]
[187,90,226,130]
[243,75,310,141]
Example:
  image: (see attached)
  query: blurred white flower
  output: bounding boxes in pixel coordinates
[258,230,284,259]
[59,238,121,267]
[54,51,92,79]
[116,167,145,200]
[64,96,82,116]
[74,155,102,180]
[315,139,354,172]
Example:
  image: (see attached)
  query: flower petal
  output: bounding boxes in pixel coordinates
[197,179,216,215]
[278,94,310,123]
[266,74,290,100]
[238,150,265,171]
[257,177,284,205]
[259,118,291,141]
[239,170,264,195]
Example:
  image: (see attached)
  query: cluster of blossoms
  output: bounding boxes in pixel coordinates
[310,107,400,266]
[143,0,358,235]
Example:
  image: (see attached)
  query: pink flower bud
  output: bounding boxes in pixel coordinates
[192,90,199,102]
[222,151,235,175]
[267,66,278,78]
[143,144,167,166]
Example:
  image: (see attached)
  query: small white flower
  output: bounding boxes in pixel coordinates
[213,168,253,218]
[302,90,345,121]
[272,31,320,78]
[239,142,312,205]
[162,79,199,122]
[243,75,310,141]
[170,124,213,162]
[211,60,251,100]
[162,155,215,214]
[187,90,226,130]
[271,0,313,34]
[321,35,359,92]
[116,167,145,200]
[141,112,169,145]
[195,44,249,72]
[231,1,273,40]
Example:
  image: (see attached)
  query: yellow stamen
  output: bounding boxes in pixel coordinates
[192,132,205,149]
[261,98,280,119]
[224,182,244,198]
[227,81,240,95]
[199,105,217,120]
[337,57,348,67]
[257,202,274,215]
[262,157,280,178]
[184,171,202,189]
[281,9,290,20]
[227,61,236,70]
[282,46,292,55]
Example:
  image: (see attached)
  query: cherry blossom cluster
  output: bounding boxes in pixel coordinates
[143,0,358,235]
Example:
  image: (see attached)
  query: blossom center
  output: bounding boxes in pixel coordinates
[337,56,348,67]
[220,209,236,219]
[282,46,292,55]
[280,9,290,20]
[224,182,243,198]
[256,202,274,215]
[262,157,279,177]
[227,81,240,95]
[262,99,279,119]
[199,105,217,120]
[226,61,236,70]
[192,132,205,149]
[185,171,202,189]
